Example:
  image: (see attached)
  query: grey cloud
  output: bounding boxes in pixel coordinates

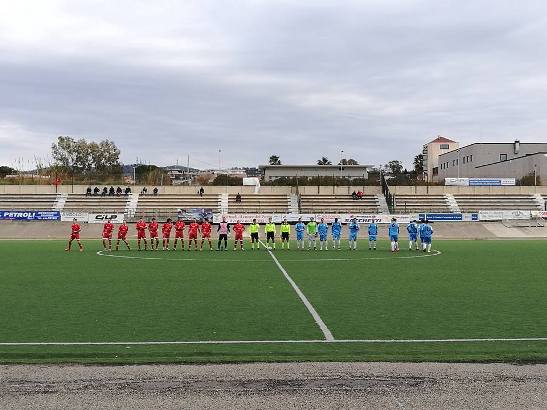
[1,0,547,169]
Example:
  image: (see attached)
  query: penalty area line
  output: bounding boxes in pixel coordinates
[259,239,335,342]
[0,337,546,346]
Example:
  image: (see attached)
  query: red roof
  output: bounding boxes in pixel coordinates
[429,136,456,144]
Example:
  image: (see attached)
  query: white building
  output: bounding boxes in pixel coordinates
[422,136,459,182]
[259,165,371,181]
[436,140,547,184]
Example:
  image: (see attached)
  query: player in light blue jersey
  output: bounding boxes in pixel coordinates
[295,217,306,250]
[418,219,427,248]
[388,217,400,252]
[348,218,360,250]
[317,218,329,250]
[421,220,434,253]
[331,217,342,250]
[368,222,378,250]
[406,220,419,251]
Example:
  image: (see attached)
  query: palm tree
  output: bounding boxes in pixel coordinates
[268,155,281,165]
[317,156,332,165]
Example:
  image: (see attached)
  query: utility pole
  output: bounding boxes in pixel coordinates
[186,154,191,185]
[340,150,344,180]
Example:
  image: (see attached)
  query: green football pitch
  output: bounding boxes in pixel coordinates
[0,239,546,364]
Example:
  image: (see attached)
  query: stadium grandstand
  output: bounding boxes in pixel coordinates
[452,193,543,212]
[299,194,380,213]
[0,189,546,215]
[228,193,292,214]
[392,194,451,213]
[63,194,128,214]
[135,193,221,219]
[0,194,58,210]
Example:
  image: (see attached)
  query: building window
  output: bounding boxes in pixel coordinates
[440,144,450,150]
[500,153,507,161]
[463,157,467,164]
[469,155,473,162]
[433,167,438,176]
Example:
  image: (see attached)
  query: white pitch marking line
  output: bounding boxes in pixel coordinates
[259,240,335,342]
[95,250,268,262]
[281,249,442,262]
[96,249,442,262]
[0,337,546,346]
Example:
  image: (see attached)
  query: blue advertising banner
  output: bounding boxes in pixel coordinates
[446,178,516,186]
[418,213,464,221]
[0,210,61,221]
[468,178,516,186]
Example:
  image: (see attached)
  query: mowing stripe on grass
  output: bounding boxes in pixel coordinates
[1,337,546,346]
[259,240,335,341]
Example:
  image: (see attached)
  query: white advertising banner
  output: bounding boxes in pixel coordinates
[445,178,469,186]
[478,210,532,221]
[214,213,412,224]
[342,214,412,224]
[61,212,89,222]
[213,214,272,224]
[500,178,517,186]
[87,213,125,224]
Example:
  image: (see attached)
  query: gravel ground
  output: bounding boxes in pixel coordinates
[1,362,546,409]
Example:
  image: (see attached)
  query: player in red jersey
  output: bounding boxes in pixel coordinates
[102,220,115,251]
[148,217,160,250]
[200,218,213,251]
[188,218,200,250]
[65,218,84,252]
[115,221,131,251]
[136,218,148,251]
[162,218,173,250]
[173,218,185,251]
[233,220,245,251]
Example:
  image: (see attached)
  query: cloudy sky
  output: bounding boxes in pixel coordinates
[1,0,547,170]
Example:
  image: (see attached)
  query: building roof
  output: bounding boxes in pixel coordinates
[259,164,372,169]
[475,151,547,169]
[428,136,457,144]
[438,141,547,158]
